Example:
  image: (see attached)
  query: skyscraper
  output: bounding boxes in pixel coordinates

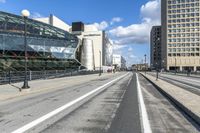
[161,0,200,72]
[150,26,162,70]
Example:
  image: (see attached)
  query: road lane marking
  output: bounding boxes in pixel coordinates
[127,76,132,86]
[136,73,152,133]
[11,73,129,133]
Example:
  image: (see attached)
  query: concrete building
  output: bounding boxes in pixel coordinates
[80,39,95,70]
[35,17,113,71]
[71,22,113,71]
[113,54,126,70]
[161,0,200,72]
[150,26,162,70]
[34,14,70,31]
[132,64,148,71]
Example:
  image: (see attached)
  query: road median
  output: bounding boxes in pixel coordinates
[140,72,200,126]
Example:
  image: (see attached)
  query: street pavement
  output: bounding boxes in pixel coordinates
[107,73,141,133]
[139,74,199,132]
[148,72,200,96]
[0,72,199,133]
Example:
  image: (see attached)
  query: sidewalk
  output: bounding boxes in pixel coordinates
[163,72,200,78]
[0,73,119,101]
[141,73,200,126]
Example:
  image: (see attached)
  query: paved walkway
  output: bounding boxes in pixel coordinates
[163,72,200,78]
[0,73,119,101]
[141,73,200,126]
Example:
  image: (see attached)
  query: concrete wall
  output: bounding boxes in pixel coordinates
[34,15,70,32]
[79,31,104,70]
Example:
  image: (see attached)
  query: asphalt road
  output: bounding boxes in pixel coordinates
[107,73,141,133]
[0,72,198,133]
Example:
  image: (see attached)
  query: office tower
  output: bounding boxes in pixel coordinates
[161,0,200,71]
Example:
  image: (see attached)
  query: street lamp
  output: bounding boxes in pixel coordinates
[99,50,102,76]
[175,58,177,75]
[21,9,30,89]
[156,62,159,80]
[162,59,165,70]
[144,54,147,75]
[155,37,160,80]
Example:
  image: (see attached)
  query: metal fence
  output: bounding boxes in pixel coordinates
[0,70,102,85]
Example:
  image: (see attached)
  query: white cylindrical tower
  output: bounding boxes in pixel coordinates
[81,38,94,70]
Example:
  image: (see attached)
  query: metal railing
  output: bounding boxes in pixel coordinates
[0,70,102,85]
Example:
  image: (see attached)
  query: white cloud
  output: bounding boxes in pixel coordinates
[113,44,127,50]
[128,47,133,52]
[110,17,123,25]
[92,17,123,31]
[109,0,161,45]
[0,0,6,3]
[31,12,44,18]
[141,0,161,22]
[93,21,109,30]
[129,54,136,59]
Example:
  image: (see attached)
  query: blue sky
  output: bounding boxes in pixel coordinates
[0,0,161,66]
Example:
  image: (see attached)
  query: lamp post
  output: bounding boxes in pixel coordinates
[144,54,147,75]
[99,50,102,76]
[162,59,165,70]
[155,37,160,80]
[175,58,177,75]
[156,62,159,80]
[21,10,30,89]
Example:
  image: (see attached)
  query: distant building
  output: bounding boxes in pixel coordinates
[35,18,113,71]
[132,64,148,71]
[161,0,200,72]
[113,54,126,70]
[150,26,162,70]
[71,22,113,71]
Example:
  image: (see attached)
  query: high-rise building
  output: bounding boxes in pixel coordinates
[150,26,162,70]
[161,0,200,72]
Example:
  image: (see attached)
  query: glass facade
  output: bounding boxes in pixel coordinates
[0,11,82,71]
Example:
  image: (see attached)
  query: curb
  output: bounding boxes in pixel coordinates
[140,73,200,127]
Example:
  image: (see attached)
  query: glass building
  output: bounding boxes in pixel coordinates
[0,11,82,71]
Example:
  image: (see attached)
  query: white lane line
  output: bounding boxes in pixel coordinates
[136,73,152,133]
[127,75,132,86]
[11,73,129,133]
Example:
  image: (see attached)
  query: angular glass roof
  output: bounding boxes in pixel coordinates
[0,11,77,42]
